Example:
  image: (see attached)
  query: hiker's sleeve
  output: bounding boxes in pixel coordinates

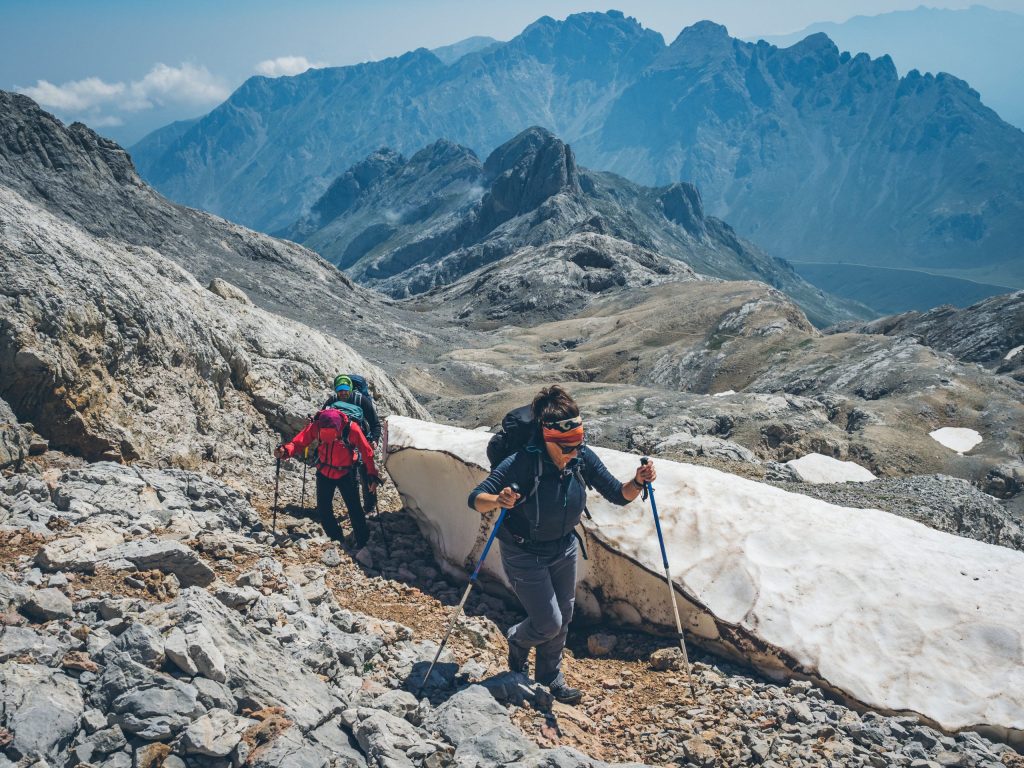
[468,454,516,510]
[352,424,378,477]
[363,396,381,442]
[284,422,316,458]
[584,449,630,506]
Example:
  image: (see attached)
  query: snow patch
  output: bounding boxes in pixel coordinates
[929,427,983,454]
[712,390,736,397]
[384,415,1024,744]
[1005,345,1023,361]
[784,453,875,484]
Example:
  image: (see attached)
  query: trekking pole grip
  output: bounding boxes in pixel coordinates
[641,457,671,569]
[470,482,517,582]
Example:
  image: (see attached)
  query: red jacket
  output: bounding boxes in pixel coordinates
[283,415,377,480]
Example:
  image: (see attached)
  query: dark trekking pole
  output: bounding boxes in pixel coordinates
[415,483,518,697]
[360,462,389,557]
[641,457,695,697]
[300,447,308,510]
[272,454,282,535]
[371,475,390,558]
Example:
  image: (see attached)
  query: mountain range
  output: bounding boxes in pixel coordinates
[761,5,1024,131]
[284,126,866,326]
[132,10,1024,300]
[7,87,1024,501]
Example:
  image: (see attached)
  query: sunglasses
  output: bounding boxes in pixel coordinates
[554,440,585,455]
[543,415,583,433]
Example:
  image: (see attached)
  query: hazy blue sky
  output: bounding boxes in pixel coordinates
[5,0,1024,144]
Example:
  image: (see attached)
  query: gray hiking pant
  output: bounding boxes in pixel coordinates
[500,535,578,687]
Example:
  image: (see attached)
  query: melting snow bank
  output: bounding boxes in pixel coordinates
[783,453,876,484]
[385,416,1024,746]
[1006,345,1023,361]
[929,427,984,454]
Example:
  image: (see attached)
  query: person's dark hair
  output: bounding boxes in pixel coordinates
[532,384,579,425]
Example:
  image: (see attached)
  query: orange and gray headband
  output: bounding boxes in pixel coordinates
[542,415,584,444]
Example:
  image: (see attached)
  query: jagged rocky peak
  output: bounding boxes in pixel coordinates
[659,182,706,235]
[0,92,142,205]
[518,9,662,57]
[310,148,405,224]
[480,126,581,225]
[672,19,732,44]
[406,138,480,172]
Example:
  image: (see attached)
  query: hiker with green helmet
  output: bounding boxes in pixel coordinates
[469,384,656,705]
[323,375,381,444]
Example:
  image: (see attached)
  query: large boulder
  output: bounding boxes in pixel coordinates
[0,663,84,762]
[384,415,1024,746]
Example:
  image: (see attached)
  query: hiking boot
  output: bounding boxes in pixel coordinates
[507,643,529,677]
[548,681,583,705]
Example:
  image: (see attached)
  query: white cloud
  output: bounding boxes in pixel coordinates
[254,56,326,77]
[16,62,230,114]
[123,62,230,111]
[19,77,125,111]
[88,114,125,128]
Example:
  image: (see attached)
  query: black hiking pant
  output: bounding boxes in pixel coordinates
[315,471,369,547]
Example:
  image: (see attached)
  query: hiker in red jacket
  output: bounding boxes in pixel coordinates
[274,409,380,547]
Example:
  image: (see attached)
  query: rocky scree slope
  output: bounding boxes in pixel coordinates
[132,12,1024,287]
[2,459,1022,768]
[838,290,1024,381]
[0,462,648,768]
[286,127,868,327]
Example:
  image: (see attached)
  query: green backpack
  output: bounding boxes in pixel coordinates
[329,400,367,436]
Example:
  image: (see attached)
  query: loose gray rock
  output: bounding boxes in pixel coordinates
[422,685,512,747]
[192,676,236,711]
[213,583,260,610]
[0,625,66,664]
[101,621,165,668]
[164,626,198,676]
[97,539,216,587]
[177,708,254,757]
[452,723,539,766]
[245,724,344,768]
[0,663,84,762]
[20,587,73,622]
[110,676,203,740]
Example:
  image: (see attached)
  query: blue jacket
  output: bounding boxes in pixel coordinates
[469,442,628,547]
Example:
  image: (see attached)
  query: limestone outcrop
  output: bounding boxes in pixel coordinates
[0,184,425,471]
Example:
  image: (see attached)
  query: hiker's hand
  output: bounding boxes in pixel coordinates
[367,477,380,493]
[274,445,287,459]
[496,486,520,509]
[636,460,656,485]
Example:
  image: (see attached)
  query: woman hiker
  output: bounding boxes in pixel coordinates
[275,408,380,550]
[468,385,656,705]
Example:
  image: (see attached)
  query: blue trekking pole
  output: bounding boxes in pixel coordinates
[641,457,695,696]
[415,483,518,697]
